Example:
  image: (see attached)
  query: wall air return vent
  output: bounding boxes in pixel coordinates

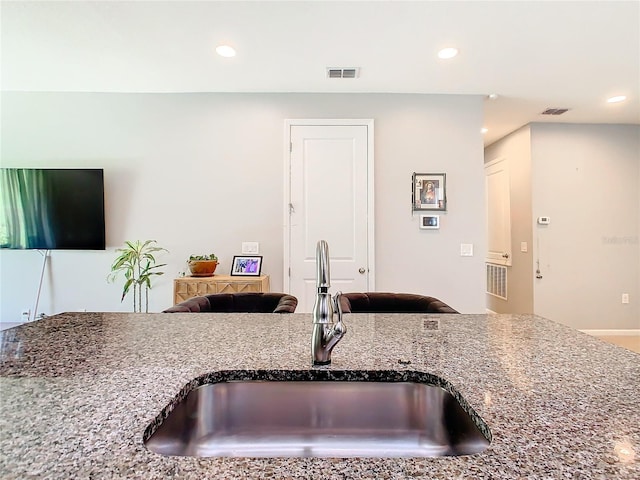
[541,108,570,115]
[486,263,507,300]
[326,68,360,79]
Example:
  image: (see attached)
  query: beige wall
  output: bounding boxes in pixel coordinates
[485,122,639,330]
[484,126,534,314]
[531,123,639,330]
[0,92,486,321]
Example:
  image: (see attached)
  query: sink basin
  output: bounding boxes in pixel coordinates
[144,374,490,458]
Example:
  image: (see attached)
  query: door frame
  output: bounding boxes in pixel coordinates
[485,156,512,267]
[283,119,375,293]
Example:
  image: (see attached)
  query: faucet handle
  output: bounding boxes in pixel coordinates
[334,291,344,322]
[332,291,347,337]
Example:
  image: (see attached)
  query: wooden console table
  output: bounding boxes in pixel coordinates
[173,275,270,304]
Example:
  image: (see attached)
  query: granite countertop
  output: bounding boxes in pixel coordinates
[0,312,638,479]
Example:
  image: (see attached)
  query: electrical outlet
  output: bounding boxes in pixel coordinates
[622,293,629,304]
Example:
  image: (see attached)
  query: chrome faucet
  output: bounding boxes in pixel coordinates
[311,240,347,366]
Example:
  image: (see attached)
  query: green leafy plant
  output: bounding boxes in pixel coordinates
[108,240,168,313]
[189,253,218,261]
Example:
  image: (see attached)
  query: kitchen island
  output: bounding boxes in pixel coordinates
[0,312,638,479]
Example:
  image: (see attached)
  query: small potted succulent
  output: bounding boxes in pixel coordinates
[188,253,219,277]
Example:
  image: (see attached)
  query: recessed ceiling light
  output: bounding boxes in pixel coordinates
[481,128,488,134]
[437,47,458,59]
[607,95,626,103]
[487,94,499,100]
[215,45,236,58]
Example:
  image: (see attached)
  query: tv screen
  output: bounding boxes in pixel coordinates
[0,168,105,250]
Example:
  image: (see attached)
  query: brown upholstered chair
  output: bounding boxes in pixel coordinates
[163,292,298,314]
[338,292,458,314]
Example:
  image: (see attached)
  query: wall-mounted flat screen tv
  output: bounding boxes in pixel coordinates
[0,168,105,250]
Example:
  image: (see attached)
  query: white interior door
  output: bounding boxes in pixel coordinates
[485,157,512,266]
[285,120,374,312]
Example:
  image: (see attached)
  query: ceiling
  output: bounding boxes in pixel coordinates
[1,0,638,146]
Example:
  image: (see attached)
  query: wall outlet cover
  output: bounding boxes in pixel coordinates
[241,242,259,254]
[460,244,474,256]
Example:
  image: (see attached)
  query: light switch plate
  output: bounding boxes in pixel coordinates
[521,242,528,253]
[241,242,259,254]
[460,244,473,256]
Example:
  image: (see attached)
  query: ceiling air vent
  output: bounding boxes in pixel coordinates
[541,108,570,115]
[326,68,360,79]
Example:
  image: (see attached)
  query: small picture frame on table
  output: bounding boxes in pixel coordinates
[420,214,440,229]
[230,256,263,276]
[412,173,447,211]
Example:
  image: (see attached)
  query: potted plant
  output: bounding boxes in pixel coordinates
[108,240,168,313]
[188,253,218,277]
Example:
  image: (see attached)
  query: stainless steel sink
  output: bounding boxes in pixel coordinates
[144,379,490,458]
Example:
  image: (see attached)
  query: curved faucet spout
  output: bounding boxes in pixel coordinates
[316,239,331,291]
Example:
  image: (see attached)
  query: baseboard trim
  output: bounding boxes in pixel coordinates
[486,309,497,314]
[580,329,640,337]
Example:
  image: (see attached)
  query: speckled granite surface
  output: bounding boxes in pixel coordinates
[0,312,638,479]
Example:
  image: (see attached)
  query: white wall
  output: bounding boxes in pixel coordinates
[0,92,486,321]
[531,123,639,330]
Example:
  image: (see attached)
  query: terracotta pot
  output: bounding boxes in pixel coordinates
[188,260,218,277]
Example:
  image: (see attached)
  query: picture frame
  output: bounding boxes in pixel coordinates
[420,214,440,229]
[230,256,263,276]
[412,173,447,211]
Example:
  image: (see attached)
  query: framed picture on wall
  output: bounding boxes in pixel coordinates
[230,256,263,276]
[412,173,447,211]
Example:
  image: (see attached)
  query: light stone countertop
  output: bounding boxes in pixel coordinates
[0,312,638,479]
